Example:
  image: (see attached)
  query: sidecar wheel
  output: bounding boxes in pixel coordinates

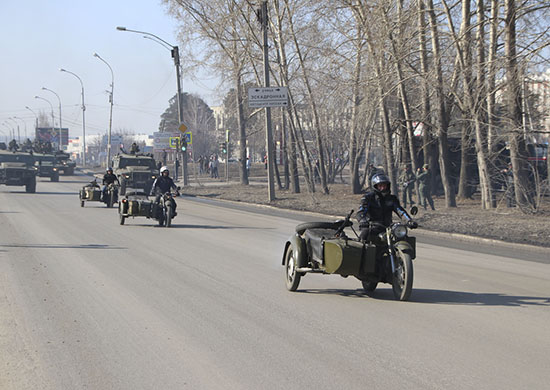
[392,252,413,301]
[284,246,301,291]
[361,281,378,294]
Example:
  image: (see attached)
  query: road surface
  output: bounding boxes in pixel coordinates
[1,174,548,389]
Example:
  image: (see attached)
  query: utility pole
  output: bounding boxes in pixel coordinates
[226,129,230,182]
[260,0,276,201]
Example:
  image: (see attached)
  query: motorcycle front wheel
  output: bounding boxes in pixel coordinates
[284,245,301,291]
[165,204,173,227]
[108,192,114,208]
[392,251,413,301]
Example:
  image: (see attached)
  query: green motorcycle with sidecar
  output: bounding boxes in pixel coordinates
[282,208,418,301]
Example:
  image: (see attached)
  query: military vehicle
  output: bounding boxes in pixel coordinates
[0,150,37,193]
[54,151,76,175]
[33,153,61,182]
[112,153,157,195]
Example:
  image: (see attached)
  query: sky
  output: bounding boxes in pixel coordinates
[0,0,220,141]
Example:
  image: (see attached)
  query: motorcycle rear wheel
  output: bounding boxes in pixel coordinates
[392,252,413,301]
[284,245,301,291]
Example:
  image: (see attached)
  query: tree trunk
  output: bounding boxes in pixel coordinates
[427,0,456,207]
[234,69,249,185]
[504,0,534,211]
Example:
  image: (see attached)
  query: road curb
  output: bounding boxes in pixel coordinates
[182,194,549,253]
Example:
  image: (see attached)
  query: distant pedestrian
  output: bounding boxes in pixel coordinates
[502,163,515,208]
[399,165,415,208]
[198,155,204,174]
[246,157,251,177]
[210,155,219,179]
[416,164,435,210]
[263,154,268,170]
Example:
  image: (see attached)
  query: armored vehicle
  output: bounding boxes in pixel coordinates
[0,150,37,193]
[112,153,157,195]
[54,151,76,175]
[33,153,61,182]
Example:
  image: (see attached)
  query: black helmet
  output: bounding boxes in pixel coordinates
[371,173,391,195]
[106,167,113,173]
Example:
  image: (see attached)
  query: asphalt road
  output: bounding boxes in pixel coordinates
[1,174,549,390]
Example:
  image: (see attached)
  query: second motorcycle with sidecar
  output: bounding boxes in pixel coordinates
[118,188,179,227]
[282,208,418,301]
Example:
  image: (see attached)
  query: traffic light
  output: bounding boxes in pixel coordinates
[221,142,227,154]
[181,139,187,152]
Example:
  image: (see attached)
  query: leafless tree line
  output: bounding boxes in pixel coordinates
[163,0,550,211]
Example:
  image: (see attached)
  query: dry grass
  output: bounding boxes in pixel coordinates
[183,177,550,248]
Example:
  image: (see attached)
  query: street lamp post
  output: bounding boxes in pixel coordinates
[25,106,39,137]
[117,26,188,185]
[2,123,14,142]
[13,116,27,140]
[7,117,20,142]
[60,68,86,167]
[42,87,62,150]
[93,53,114,167]
[34,95,55,147]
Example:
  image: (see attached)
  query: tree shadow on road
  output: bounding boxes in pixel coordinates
[0,243,126,250]
[297,287,550,307]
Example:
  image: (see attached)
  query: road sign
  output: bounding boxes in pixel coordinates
[169,137,180,148]
[248,87,289,108]
[153,132,181,151]
[178,123,187,133]
[182,131,192,145]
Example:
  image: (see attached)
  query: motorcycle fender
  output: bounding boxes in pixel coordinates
[282,234,307,268]
[395,240,416,260]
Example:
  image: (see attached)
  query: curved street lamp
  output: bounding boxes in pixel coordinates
[7,117,20,141]
[35,95,56,148]
[25,106,39,136]
[60,68,86,166]
[93,52,114,166]
[42,87,62,149]
[117,26,188,185]
[13,116,27,140]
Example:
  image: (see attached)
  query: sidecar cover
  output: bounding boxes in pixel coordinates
[324,238,364,276]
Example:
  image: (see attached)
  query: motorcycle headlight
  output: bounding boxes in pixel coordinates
[53,168,58,171]
[124,175,130,179]
[393,224,408,239]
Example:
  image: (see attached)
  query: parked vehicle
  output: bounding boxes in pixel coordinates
[118,189,179,227]
[0,150,37,193]
[282,208,418,301]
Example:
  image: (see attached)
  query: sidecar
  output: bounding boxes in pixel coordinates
[117,191,155,225]
[79,186,102,207]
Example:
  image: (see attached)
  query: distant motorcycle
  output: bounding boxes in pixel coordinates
[155,190,178,227]
[282,208,418,301]
[102,183,119,208]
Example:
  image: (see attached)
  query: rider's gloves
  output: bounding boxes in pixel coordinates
[407,221,418,229]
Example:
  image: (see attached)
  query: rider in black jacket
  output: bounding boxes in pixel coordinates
[356,173,417,241]
[150,166,179,213]
[102,168,119,201]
